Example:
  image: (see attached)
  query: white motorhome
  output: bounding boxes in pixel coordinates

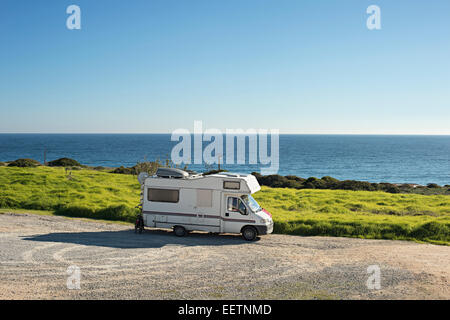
[135,168,273,241]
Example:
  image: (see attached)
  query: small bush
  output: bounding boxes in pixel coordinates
[336,180,375,191]
[284,180,303,189]
[427,183,440,189]
[111,166,135,175]
[8,159,41,167]
[0,162,5,166]
[286,175,305,182]
[134,161,160,175]
[378,183,401,194]
[303,177,327,189]
[321,176,339,187]
[48,158,81,167]
[259,175,289,188]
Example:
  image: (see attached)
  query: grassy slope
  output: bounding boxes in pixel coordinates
[0,166,140,222]
[1,166,449,244]
[253,188,450,245]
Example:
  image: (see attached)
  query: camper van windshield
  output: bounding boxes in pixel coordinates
[241,195,261,213]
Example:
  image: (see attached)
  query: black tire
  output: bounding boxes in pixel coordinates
[174,226,187,237]
[242,226,257,241]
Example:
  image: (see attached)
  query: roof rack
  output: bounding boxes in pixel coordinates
[155,167,202,179]
[156,168,189,178]
[215,172,247,177]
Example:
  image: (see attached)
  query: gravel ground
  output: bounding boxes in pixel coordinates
[0,212,448,300]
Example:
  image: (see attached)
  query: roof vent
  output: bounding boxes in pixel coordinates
[156,167,189,179]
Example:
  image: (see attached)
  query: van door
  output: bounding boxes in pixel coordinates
[222,194,256,234]
[191,189,220,232]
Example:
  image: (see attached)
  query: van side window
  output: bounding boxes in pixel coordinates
[148,188,179,203]
[223,181,240,190]
[227,197,239,212]
[227,197,248,215]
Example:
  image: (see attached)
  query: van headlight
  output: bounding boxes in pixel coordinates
[260,218,271,224]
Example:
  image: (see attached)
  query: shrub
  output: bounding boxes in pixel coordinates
[250,173,448,195]
[284,180,304,189]
[260,175,289,188]
[427,183,440,189]
[111,161,161,175]
[337,180,377,191]
[47,158,81,167]
[8,158,41,167]
[286,175,305,182]
[134,161,160,175]
[303,177,327,189]
[378,183,401,194]
[0,162,5,166]
[111,166,135,175]
[399,184,415,192]
[321,176,339,187]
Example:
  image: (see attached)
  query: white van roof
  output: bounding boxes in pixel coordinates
[143,172,261,194]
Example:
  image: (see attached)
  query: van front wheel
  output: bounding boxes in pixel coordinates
[242,226,257,241]
[174,226,187,237]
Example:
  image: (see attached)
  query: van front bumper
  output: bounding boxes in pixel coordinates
[255,221,274,235]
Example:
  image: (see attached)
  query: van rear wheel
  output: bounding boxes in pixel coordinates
[242,226,257,241]
[174,226,187,237]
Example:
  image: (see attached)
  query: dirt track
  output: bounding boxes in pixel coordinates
[0,212,448,299]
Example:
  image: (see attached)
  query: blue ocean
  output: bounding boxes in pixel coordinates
[0,134,449,185]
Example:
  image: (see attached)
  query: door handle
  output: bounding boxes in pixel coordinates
[225,212,229,217]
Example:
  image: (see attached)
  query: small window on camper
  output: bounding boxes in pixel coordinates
[223,181,240,190]
[148,188,179,203]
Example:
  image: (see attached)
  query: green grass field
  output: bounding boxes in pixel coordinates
[1,166,449,245]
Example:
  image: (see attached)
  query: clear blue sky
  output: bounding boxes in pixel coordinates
[0,0,449,134]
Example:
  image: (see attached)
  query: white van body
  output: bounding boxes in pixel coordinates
[138,169,273,239]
